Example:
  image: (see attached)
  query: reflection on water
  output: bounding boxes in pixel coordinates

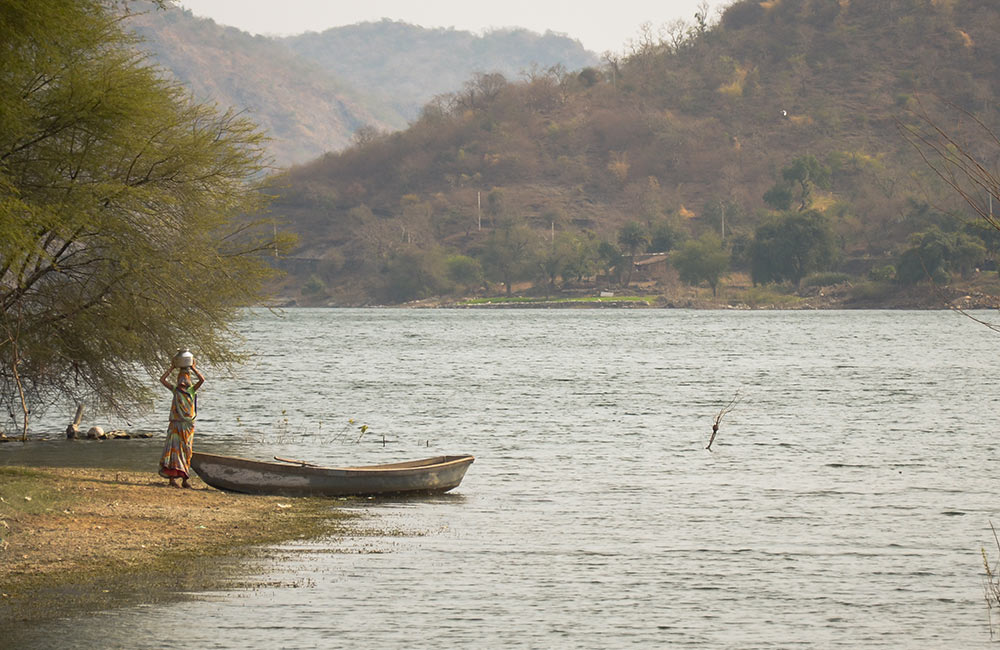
[5,309,1000,648]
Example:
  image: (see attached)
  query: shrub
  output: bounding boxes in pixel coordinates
[801,272,852,288]
[868,265,896,282]
[849,281,895,302]
[302,274,327,295]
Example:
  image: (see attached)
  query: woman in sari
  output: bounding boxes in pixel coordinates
[158,361,205,488]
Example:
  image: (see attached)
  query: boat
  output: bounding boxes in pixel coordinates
[189,451,475,497]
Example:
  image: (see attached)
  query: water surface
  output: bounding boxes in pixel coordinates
[5,309,1000,648]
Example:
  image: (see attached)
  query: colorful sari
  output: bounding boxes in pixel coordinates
[158,385,198,479]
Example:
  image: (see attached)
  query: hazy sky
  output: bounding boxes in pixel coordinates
[177,0,722,54]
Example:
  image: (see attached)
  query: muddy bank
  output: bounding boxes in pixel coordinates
[0,466,353,626]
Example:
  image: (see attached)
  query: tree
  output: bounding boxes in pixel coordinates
[751,210,836,287]
[480,218,536,296]
[617,221,648,287]
[559,232,600,284]
[764,155,832,211]
[896,228,986,285]
[672,233,730,296]
[597,241,624,287]
[649,219,684,253]
[445,254,483,292]
[895,229,953,285]
[0,1,283,434]
[379,247,449,302]
[533,233,578,297]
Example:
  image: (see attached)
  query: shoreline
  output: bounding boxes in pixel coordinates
[0,465,353,628]
[275,278,1000,310]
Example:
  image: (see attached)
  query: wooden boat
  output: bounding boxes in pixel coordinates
[190,451,475,497]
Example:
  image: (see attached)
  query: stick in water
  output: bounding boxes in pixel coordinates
[707,390,742,452]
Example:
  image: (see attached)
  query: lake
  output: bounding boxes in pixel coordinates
[5,308,1000,648]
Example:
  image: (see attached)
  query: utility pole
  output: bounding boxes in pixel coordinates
[720,201,726,243]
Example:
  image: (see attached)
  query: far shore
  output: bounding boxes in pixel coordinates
[276,282,1000,311]
[0,465,353,629]
[271,269,1000,311]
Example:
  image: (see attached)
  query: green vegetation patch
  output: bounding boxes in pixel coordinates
[0,466,78,516]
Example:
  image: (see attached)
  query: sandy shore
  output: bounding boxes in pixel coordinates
[0,465,352,626]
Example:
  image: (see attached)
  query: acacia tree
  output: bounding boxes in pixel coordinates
[0,1,285,434]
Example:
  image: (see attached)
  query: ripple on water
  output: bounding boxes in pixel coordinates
[6,309,1000,648]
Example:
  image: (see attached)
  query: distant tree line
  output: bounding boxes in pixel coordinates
[353,148,999,302]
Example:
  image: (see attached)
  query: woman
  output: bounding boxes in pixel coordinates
[158,360,205,488]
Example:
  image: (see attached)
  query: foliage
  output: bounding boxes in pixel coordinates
[445,254,483,291]
[868,265,897,282]
[532,231,596,295]
[895,228,986,285]
[849,280,896,303]
[672,233,730,296]
[728,233,754,271]
[764,156,832,211]
[648,219,685,253]
[481,219,538,296]
[597,241,625,287]
[751,210,836,287]
[617,222,648,287]
[378,248,449,302]
[700,199,743,240]
[801,272,852,288]
[0,0,281,432]
[302,275,328,295]
[559,232,601,283]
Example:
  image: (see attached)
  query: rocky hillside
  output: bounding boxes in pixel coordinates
[263,0,1000,306]
[127,6,403,167]
[126,5,598,166]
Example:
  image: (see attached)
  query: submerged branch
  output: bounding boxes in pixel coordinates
[706,390,742,451]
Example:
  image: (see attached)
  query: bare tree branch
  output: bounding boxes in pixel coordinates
[706,390,742,451]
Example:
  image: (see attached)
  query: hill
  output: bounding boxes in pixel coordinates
[265,0,1000,306]
[127,6,405,167]
[281,21,600,121]
[126,6,599,167]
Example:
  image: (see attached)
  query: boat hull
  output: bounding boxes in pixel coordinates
[190,452,475,497]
